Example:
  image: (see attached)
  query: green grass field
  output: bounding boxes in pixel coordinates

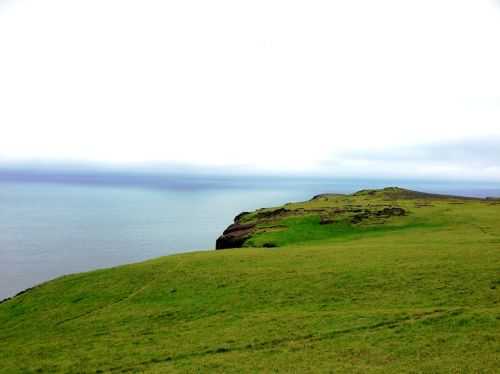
[1,188,499,373]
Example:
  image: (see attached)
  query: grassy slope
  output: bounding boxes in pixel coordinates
[1,188,499,373]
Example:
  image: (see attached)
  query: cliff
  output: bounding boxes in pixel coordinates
[215,187,486,249]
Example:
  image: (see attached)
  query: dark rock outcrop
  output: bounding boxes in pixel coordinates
[215,222,256,250]
[378,207,406,216]
[255,208,288,219]
[351,206,406,224]
[222,222,255,235]
[216,207,292,249]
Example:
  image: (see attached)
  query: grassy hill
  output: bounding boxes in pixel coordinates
[1,187,499,373]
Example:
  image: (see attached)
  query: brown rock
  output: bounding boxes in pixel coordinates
[216,222,256,250]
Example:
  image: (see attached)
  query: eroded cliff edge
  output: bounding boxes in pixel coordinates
[215,186,492,250]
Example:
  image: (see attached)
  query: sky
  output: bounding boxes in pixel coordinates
[1,0,499,180]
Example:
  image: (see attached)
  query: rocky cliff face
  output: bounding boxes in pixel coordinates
[215,220,255,250]
[215,207,293,249]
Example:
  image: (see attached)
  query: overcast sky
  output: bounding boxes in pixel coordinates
[1,0,499,180]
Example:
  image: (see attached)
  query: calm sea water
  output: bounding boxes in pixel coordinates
[1,177,498,300]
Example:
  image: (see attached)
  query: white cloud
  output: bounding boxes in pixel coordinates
[0,0,499,178]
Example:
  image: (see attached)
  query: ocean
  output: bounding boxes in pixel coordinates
[1,175,498,300]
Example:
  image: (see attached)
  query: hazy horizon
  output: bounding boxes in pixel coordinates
[1,163,499,199]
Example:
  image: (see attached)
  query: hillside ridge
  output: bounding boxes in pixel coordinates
[215,187,489,250]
